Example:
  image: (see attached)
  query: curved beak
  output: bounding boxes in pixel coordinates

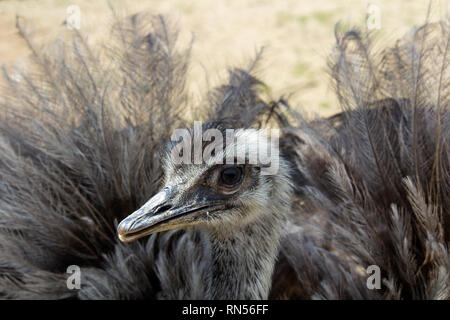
[117,186,224,242]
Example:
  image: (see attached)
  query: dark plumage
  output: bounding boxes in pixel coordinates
[0,12,448,299]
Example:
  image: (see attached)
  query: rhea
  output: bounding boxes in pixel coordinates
[1,13,448,300]
[118,126,291,299]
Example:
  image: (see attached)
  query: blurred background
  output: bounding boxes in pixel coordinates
[0,0,447,116]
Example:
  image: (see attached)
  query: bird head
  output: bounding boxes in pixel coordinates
[117,121,291,242]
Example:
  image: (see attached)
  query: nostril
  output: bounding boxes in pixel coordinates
[154,204,172,214]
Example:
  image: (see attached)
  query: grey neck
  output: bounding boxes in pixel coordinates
[204,214,284,299]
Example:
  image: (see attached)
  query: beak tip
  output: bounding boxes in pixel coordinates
[118,232,130,243]
[117,217,133,237]
[117,219,126,232]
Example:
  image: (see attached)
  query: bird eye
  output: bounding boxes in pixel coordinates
[219,167,243,187]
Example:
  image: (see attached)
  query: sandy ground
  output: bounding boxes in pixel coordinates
[0,0,447,116]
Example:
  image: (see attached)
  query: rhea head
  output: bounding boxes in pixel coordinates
[117,121,291,242]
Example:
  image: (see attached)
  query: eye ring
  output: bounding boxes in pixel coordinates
[219,166,243,187]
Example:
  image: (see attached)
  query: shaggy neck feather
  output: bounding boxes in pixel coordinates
[204,210,285,299]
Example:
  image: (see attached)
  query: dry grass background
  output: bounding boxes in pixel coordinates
[0,0,447,116]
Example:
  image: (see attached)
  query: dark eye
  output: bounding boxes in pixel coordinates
[219,167,243,187]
